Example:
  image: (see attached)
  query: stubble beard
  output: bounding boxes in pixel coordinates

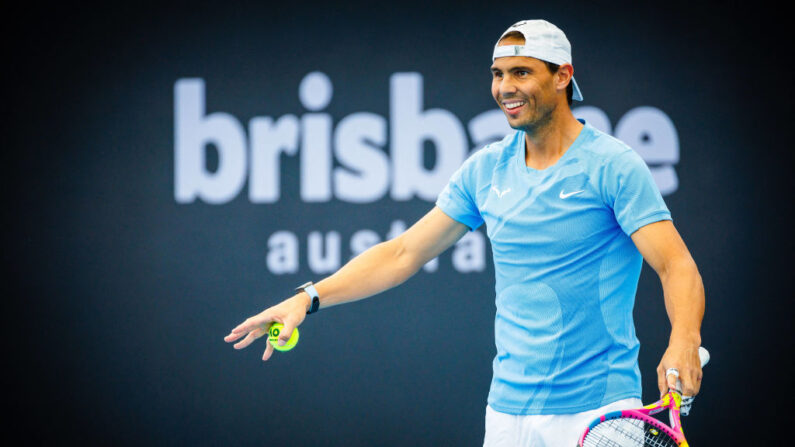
[507,99,557,136]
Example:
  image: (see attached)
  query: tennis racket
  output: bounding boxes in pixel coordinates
[577,347,710,447]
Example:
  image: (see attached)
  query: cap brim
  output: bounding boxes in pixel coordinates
[571,77,583,101]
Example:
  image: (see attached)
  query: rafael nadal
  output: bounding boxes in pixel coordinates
[225,19,705,446]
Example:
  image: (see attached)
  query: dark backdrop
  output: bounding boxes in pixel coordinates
[7,1,790,445]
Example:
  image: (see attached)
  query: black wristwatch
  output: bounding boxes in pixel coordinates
[296,281,320,314]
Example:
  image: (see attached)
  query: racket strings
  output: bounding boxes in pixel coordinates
[582,418,678,447]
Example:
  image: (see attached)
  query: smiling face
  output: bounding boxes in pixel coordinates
[491,35,572,132]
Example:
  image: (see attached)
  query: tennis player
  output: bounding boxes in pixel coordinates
[225,19,705,446]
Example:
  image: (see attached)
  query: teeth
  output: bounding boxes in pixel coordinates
[504,101,525,110]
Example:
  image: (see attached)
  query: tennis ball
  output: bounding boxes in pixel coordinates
[268,323,299,352]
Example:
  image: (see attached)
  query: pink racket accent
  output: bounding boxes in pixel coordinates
[577,391,686,446]
[578,347,709,446]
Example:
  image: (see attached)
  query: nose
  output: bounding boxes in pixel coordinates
[498,74,519,98]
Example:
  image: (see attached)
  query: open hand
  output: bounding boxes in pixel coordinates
[224,293,309,361]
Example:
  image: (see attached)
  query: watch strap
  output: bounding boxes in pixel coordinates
[296,282,320,314]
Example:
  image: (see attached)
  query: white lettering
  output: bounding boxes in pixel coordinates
[334,112,389,203]
[266,231,299,274]
[265,224,487,276]
[308,231,341,273]
[173,75,682,204]
[300,72,334,202]
[615,106,679,195]
[390,73,467,201]
[423,258,439,272]
[300,114,333,202]
[299,72,333,112]
[249,115,299,203]
[174,79,247,204]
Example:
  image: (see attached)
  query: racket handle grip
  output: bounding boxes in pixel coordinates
[680,395,695,416]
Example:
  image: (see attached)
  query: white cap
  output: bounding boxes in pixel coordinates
[493,20,583,101]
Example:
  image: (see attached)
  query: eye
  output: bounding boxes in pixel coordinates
[492,71,503,79]
[516,70,530,77]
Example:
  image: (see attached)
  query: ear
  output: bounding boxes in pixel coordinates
[556,64,574,93]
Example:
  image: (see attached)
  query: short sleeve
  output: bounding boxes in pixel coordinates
[436,156,485,231]
[604,149,672,235]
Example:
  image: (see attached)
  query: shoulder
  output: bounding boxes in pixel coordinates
[446,131,519,195]
[462,130,521,172]
[575,123,650,177]
[577,123,634,162]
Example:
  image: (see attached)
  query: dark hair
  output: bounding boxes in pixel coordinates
[544,62,573,106]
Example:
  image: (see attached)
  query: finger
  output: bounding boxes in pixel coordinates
[231,314,272,334]
[666,368,680,392]
[224,331,247,343]
[230,320,256,335]
[262,340,275,361]
[233,326,266,350]
[657,365,667,396]
[681,368,702,396]
[231,319,258,335]
[277,320,298,346]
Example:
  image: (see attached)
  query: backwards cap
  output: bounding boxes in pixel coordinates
[493,20,583,101]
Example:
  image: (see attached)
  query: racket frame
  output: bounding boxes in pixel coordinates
[577,391,689,446]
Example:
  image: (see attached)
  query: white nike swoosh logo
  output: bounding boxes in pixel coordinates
[492,186,511,198]
[559,190,584,199]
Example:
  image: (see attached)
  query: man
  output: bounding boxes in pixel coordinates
[224,20,705,446]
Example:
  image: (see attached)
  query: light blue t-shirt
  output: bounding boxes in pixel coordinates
[436,121,671,415]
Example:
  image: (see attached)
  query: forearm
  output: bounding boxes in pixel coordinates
[229,237,421,357]
[227,208,466,358]
[659,257,705,346]
[302,237,421,310]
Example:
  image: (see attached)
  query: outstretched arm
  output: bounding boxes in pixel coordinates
[224,207,470,360]
[631,220,705,397]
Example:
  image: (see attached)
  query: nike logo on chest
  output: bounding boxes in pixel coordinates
[559,189,584,199]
